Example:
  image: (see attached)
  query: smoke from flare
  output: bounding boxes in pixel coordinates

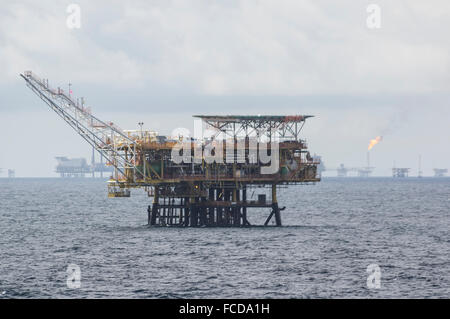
[368,136,382,150]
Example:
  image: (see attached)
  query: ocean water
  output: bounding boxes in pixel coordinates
[0,177,448,298]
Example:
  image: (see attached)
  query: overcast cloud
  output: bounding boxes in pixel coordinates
[0,0,449,177]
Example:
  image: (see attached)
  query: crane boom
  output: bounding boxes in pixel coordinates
[20,71,141,182]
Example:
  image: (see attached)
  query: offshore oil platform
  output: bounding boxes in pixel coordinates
[55,149,113,178]
[55,157,91,177]
[21,71,320,227]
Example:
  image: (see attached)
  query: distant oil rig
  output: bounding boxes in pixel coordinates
[325,152,375,177]
[391,155,448,178]
[433,168,448,177]
[0,168,15,178]
[21,71,320,227]
[325,138,448,178]
[55,148,113,178]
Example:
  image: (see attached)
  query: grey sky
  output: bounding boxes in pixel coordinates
[0,0,449,177]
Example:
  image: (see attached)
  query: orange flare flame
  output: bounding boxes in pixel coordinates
[368,136,382,151]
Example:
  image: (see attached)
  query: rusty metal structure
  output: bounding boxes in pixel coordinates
[21,71,320,226]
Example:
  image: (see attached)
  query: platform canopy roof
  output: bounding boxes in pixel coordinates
[193,115,313,140]
[193,115,313,123]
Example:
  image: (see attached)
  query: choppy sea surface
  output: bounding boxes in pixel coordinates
[0,177,448,298]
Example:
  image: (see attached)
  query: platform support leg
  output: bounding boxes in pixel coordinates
[233,189,241,226]
[184,197,190,227]
[272,184,282,226]
[208,188,215,226]
[147,205,151,225]
[264,184,282,226]
[242,187,250,226]
[273,203,282,226]
[190,197,198,227]
[150,202,158,226]
[217,189,223,226]
[200,197,207,226]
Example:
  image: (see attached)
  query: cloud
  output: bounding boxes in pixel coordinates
[1,1,450,176]
[0,2,142,87]
[1,0,449,94]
